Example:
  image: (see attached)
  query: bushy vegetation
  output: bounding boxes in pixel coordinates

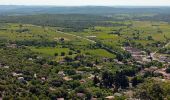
[0,11,170,99]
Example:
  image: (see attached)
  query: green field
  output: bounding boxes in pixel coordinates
[30,47,70,56]
[84,49,116,58]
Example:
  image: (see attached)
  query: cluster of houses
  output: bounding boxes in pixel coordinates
[157,55,170,64]
[6,43,18,48]
[123,46,151,63]
[155,67,170,80]
[12,71,48,85]
[140,65,170,80]
[0,63,9,69]
[56,93,123,100]
[58,70,94,84]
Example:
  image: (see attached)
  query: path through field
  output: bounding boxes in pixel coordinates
[56,31,97,44]
[56,30,119,54]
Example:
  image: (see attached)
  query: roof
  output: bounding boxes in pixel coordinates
[77,93,85,97]
[57,98,64,100]
[105,96,114,99]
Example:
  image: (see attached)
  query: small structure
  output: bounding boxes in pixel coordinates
[76,71,84,74]
[3,66,9,69]
[86,36,97,39]
[154,68,170,80]
[18,77,27,84]
[102,57,110,62]
[41,77,46,80]
[88,74,95,79]
[6,43,17,48]
[0,64,9,69]
[12,72,23,77]
[124,46,148,62]
[63,76,72,81]
[18,77,24,80]
[144,66,158,72]
[80,79,86,84]
[42,64,50,68]
[57,98,64,100]
[34,73,37,78]
[36,56,42,59]
[28,58,33,61]
[76,93,85,98]
[58,71,65,77]
[105,96,114,100]
[49,87,56,91]
[91,98,98,100]
[114,93,122,97]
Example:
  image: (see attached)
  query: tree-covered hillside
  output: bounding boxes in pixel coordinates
[1,6,170,15]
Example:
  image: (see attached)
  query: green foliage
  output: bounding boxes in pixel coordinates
[0,12,170,99]
[134,79,169,100]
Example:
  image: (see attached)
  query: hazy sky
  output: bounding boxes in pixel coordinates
[0,0,170,6]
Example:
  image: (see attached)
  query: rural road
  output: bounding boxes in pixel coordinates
[56,31,97,44]
[56,30,119,54]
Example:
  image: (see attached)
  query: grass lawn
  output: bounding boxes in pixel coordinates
[84,49,116,58]
[30,47,70,56]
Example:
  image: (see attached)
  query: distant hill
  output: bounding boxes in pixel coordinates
[1,5,170,15]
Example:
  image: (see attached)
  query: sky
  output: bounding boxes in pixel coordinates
[0,0,170,6]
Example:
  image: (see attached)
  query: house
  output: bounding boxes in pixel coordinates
[76,93,85,98]
[86,36,96,38]
[42,64,50,68]
[86,36,97,39]
[124,46,147,62]
[18,77,24,81]
[139,67,158,76]
[91,98,98,100]
[34,73,37,78]
[96,65,103,69]
[58,71,65,77]
[144,66,158,72]
[102,57,110,62]
[28,58,33,61]
[165,58,170,64]
[105,96,114,100]
[18,77,27,84]
[12,72,23,77]
[133,56,143,61]
[0,63,9,69]
[4,66,9,69]
[88,74,95,79]
[57,98,64,100]
[159,56,167,63]
[114,93,122,97]
[6,43,17,48]
[36,56,42,59]
[157,55,170,63]
[49,87,56,91]
[76,71,84,74]
[63,76,72,81]
[41,77,46,81]
[154,68,170,80]
[79,79,86,84]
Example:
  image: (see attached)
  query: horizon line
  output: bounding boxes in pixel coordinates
[1,4,170,7]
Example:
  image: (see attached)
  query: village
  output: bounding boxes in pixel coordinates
[124,46,170,81]
[0,5,170,99]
